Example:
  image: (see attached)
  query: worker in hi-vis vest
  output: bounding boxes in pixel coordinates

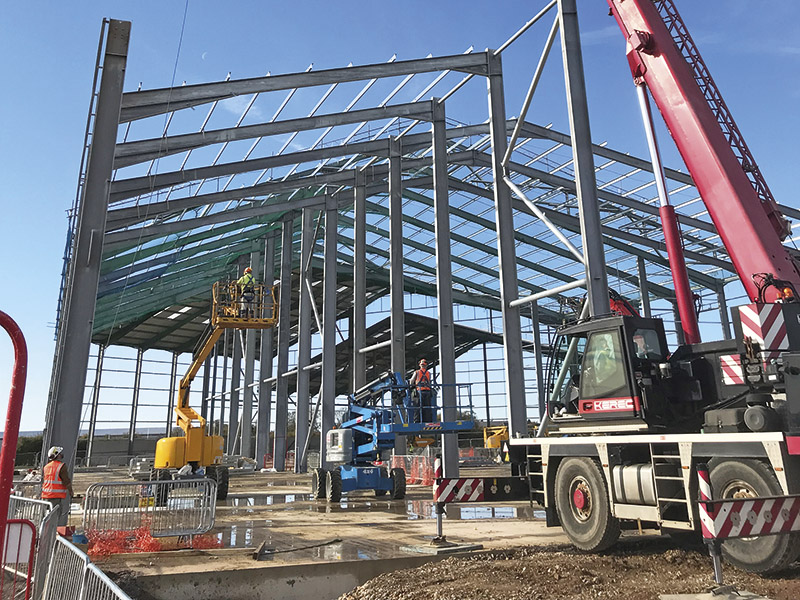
[409,359,435,423]
[237,266,256,318]
[42,446,74,518]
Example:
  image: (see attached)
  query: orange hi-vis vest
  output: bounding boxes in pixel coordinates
[415,369,431,391]
[42,460,67,499]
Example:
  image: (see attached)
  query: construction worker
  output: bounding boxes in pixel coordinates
[42,446,74,519]
[409,359,435,423]
[237,267,256,318]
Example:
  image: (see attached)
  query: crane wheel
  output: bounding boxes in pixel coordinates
[554,457,620,552]
[311,468,327,500]
[709,459,800,573]
[326,468,342,503]
[150,468,172,507]
[390,467,406,500]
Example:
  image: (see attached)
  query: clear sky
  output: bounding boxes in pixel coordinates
[1,0,799,431]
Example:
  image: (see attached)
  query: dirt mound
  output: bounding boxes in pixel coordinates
[339,539,800,600]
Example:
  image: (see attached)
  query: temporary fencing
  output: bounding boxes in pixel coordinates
[1,519,36,600]
[31,508,59,600]
[7,498,51,529]
[391,455,435,486]
[9,484,40,501]
[41,536,129,600]
[83,479,216,538]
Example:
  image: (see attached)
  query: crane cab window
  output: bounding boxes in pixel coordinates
[580,331,627,400]
[631,328,665,361]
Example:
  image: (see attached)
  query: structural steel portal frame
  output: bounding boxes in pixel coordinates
[44,3,794,473]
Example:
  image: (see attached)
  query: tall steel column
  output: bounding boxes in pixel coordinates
[85,346,105,466]
[241,247,261,458]
[637,257,652,318]
[200,357,210,420]
[294,208,314,473]
[257,234,277,465]
[353,175,367,392]
[219,332,229,439]
[558,0,609,317]
[431,102,458,476]
[388,137,406,454]
[673,302,686,345]
[209,342,218,436]
[228,330,242,454]
[43,20,130,471]
[166,352,178,437]
[718,285,732,340]
[531,302,546,422]
[127,348,144,455]
[274,216,294,471]
[487,53,527,438]
[319,195,338,470]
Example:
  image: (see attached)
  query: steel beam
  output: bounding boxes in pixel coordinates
[85,346,105,466]
[486,53,527,438]
[257,234,277,465]
[228,330,243,454]
[718,285,732,340]
[558,0,609,317]
[127,348,144,455]
[353,175,367,391]
[166,352,178,437]
[43,19,129,474]
[319,195,338,470]
[388,138,406,454]
[241,247,261,458]
[294,208,314,473]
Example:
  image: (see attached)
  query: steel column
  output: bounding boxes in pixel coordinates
[718,285,732,340]
[431,102,458,476]
[558,0,609,317]
[673,302,686,346]
[274,216,294,471]
[241,247,261,458]
[228,331,242,454]
[637,257,652,318]
[353,176,367,391]
[482,343,490,425]
[219,331,229,439]
[257,234,277,465]
[319,195,338,470]
[388,137,406,454]
[85,346,105,466]
[294,208,314,473]
[486,53,527,438]
[43,20,130,472]
[200,356,210,420]
[166,352,178,437]
[531,302,545,422]
[127,348,144,455]
[209,341,218,436]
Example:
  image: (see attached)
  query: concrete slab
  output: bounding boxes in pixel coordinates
[400,542,484,555]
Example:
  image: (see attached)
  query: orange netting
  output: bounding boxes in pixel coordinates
[87,528,223,557]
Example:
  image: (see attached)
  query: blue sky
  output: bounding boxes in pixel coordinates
[1,0,799,431]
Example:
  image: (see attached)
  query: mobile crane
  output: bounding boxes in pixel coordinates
[500,0,800,574]
[152,279,277,500]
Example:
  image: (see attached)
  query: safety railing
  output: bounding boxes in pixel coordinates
[392,382,475,426]
[2,519,36,600]
[212,281,277,324]
[7,498,51,530]
[83,479,216,538]
[31,508,59,600]
[41,536,130,600]
[9,484,41,501]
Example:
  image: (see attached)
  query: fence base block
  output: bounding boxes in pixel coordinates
[400,542,483,555]
[659,588,770,600]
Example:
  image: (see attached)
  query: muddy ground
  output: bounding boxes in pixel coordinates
[339,539,800,600]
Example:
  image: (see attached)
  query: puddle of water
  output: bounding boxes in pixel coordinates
[226,493,312,507]
[306,499,543,521]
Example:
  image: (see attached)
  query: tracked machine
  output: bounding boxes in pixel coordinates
[499,0,800,574]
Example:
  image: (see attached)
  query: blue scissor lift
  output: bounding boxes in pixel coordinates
[312,371,474,502]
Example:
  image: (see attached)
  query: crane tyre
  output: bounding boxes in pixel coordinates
[215,466,230,500]
[151,468,171,507]
[326,467,342,503]
[311,468,327,500]
[390,468,406,500]
[554,457,620,552]
[709,459,800,573]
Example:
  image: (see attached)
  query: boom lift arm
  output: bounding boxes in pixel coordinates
[607,0,800,302]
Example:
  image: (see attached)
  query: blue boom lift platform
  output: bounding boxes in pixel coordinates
[312,371,473,502]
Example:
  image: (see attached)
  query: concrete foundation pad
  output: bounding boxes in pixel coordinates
[400,542,484,555]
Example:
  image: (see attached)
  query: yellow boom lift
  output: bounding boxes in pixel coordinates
[153,280,277,500]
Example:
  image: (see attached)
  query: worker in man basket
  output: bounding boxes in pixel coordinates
[409,359,435,423]
[237,267,257,318]
[42,446,74,519]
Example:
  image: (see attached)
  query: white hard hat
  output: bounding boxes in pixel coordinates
[48,446,64,460]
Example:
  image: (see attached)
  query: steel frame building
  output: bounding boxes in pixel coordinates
[42,1,796,477]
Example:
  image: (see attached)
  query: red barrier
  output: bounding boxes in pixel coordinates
[0,312,28,557]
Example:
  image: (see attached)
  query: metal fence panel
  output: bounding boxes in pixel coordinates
[81,565,129,600]
[83,479,216,537]
[31,507,59,600]
[1,519,37,600]
[8,498,51,530]
[42,537,87,600]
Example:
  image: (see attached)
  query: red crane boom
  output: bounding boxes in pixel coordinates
[607,0,800,303]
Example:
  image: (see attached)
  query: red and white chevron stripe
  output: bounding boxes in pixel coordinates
[434,478,484,503]
[738,304,788,360]
[719,354,744,385]
[700,495,800,540]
